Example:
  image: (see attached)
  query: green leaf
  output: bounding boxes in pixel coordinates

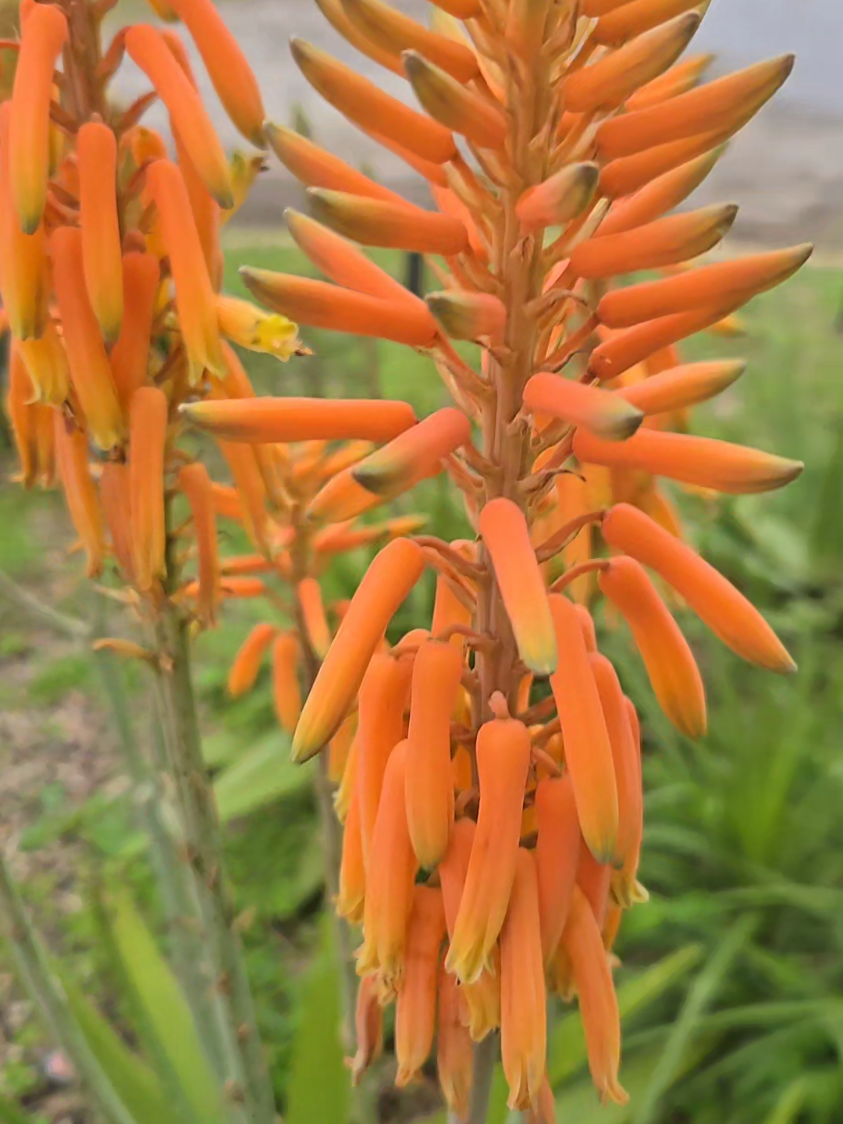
[0,1094,31,1124]
[631,917,755,1124]
[107,890,228,1124]
[61,977,177,1124]
[213,731,310,823]
[763,1077,809,1124]
[285,917,350,1124]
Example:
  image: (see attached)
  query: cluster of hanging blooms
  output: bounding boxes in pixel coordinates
[2,0,301,618]
[175,0,813,1118]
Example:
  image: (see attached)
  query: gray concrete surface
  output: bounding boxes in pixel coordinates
[109,0,843,248]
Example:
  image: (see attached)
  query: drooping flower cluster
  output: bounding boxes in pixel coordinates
[185,1,811,1118]
[3,0,300,612]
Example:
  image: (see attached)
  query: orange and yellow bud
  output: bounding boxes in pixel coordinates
[395,886,446,1086]
[405,639,461,867]
[563,885,628,1106]
[596,54,795,160]
[145,159,226,383]
[240,267,437,347]
[446,712,531,984]
[357,652,408,862]
[588,306,737,381]
[293,538,424,760]
[517,163,600,234]
[432,571,473,645]
[308,188,469,256]
[599,556,706,737]
[50,227,124,451]
[272,633,302,732]
[570,203,737,280]
[549,594,618,863]
[626,52,714,111]
[594,0,706,43]
[562,13,700,114]
[53,415,106,578]
[598,149,723,240]
[298,577,331,659]
[78,122,123,343]
[228,622,277,698]
[403,50,506,149]
[345,0,478,83]
[574,427,804,495]
[358,739,419,992]
[338,787,366,924]
[598,244,813,327]
[0,106,47,340]
[615,360,745,415]
[353,407,471,497]
[216,439,270,552]
[99,463,135,583]
[437,967,474,1120]
[500,848,547,1113]
[535,775,581,964]
[216,295,302,361]
[18,321,70,406]
[600,128,726,200]
[426,292,506,344]
[167,0,265,146]
[313,0,406,76]
[291,38,456,164]
[125,25,233,207]
[267,122,407,205]
[129,387,168,593]
[109,251,159,408]
[182,396,416,445]
[524,374,643,442]
[178,462,220,626]
[588,654,643,871]
[9,2,67,233]
[479,498,558,675]
[603,503,796,673]
[6,345,54,488]
[346,975,382,1086]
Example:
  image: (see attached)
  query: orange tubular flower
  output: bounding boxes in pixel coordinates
[569,203,737,280]
[403,51,507,149]
[18,322,70,407]
[271,634,302,732]
[597,148,723,239]
[167,0,265,146]
[125,25,233,207]
[603,503,796,672]
[599,556,707,738]
[353,407,471,497]
[615,359,746,415]
[589,654,643,874]
[626,51,714,109]
[9,2,67,234]
[178,462,220,626]
[338,785,366,923]
[563,885,628,1106]
[6,345,53,489]
[524,373,643,441]
[181,397,416,445]
[297,577,331,660]
[594,0,707,44]
[479,498,558,676]
[228,622,277,698]
[99,463,135,584]
[109,251,159,409]
[405,639,462,868]
[129,387,168,593]
[358,740,419,993]
[574,427,804,495]
[292,538,424,761]
[290,39,456,165]
[446,710,531,985]
[426,292,507,344]
[437,966,474,1120]
[346,974,383,1086]
[500,848,547,1113]
[145,159,227,384]
[395,886,447,1086]
[308,188,469,255]
[53,415,106,579]
[356,652,408,863]
[517,163,600,234]
[0,104,47,344]
[50,227,124,452]
[344,0,478,82]
[535,775,581,964]
[549,594,619,863]
[240,268,438,347]
[77,122,123,343]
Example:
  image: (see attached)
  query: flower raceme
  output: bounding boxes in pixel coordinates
[233,0,812,1116]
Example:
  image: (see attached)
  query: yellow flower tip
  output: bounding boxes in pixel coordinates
[516,162,600,234]
[426,291,506,344]
[216,293,302,361]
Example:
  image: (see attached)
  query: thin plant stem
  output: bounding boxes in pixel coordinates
[467,1034,500,1124]
[0,566,86,640]
[0,856,139,1124]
